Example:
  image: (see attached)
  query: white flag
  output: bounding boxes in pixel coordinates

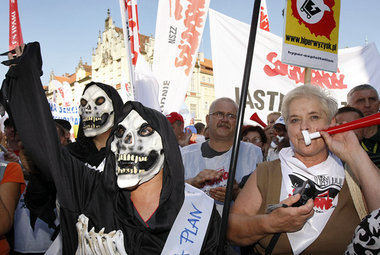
[51,80,73,107]
[153,0,211,114]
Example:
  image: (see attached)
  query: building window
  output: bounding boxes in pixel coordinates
[190,104,197,119]
[204,101,209,110]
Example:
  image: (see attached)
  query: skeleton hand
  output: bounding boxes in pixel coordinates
[76,214,128,255]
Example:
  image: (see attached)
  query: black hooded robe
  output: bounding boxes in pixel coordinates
[66,81,124,167]
[1,42,220,254]
[24,81,124,231]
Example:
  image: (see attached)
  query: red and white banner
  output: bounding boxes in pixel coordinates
[259,0,270,32]
[119,70,134,103]
[126,0,140,66]
[153,0,211,114]
[9,0,23,51]
[51,80,73,107]
[209,9,380,123]
[119,0,140,100]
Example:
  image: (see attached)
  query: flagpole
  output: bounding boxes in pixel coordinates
[217,0,262,253]
[119,0,136,99]
[304,67,312,84]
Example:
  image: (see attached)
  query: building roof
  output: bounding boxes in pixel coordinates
[200,58,213,75]
[55,73,76,84]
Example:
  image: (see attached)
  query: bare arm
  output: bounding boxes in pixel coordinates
[185,169,222,189]
[321,130,380,211]
[227,171,314,246]
[0,182,20,235]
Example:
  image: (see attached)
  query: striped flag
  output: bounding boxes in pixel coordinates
[9,0,24,51]
[126,0,140,66]
[119,0,141,100]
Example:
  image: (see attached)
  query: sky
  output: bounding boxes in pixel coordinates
[1,0,380,86]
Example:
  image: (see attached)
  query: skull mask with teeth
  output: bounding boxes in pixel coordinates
[79,85,114,137]
[110,110,165,189]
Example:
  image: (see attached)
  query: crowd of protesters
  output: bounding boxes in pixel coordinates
[1,42,380,255]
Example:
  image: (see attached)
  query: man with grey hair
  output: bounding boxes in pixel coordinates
[181,97,263,215]
[347,84,380,167]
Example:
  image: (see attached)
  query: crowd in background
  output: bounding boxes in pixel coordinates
[1,42,380,255]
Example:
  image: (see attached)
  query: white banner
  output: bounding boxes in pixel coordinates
[153,0,211,114]
[209,9,380,124]
[119,0,136,100]
[48,100,80,131]
[51,80,73,107]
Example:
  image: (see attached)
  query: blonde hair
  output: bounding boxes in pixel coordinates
[281,85,338,124]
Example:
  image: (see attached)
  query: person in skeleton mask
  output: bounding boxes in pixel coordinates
[2,42,220,254]
[20,82,124,251]
[67,81,124,170]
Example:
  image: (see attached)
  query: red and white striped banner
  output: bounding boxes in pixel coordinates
[119,0,141,100]
[9,0,23,51]
[126,0,140,66]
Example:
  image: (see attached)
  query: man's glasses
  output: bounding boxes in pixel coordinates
[209,111,237,120]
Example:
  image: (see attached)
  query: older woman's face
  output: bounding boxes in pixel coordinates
[287,96,331,163]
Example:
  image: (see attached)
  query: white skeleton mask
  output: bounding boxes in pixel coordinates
[79,85,114,137]
[110,110,164,189]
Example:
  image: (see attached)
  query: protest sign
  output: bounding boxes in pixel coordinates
[282,0,341,72]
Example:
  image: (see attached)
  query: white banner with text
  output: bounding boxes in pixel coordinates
[153,0,210,114]
[209,9,380,123]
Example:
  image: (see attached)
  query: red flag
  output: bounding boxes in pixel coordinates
[126,0,140,66]
[9,0,24,51]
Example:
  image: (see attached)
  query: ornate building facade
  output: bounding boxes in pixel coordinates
[47,10,214,124]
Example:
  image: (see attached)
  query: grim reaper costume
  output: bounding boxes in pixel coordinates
[23,82,124,234]
[67,81,124,168]
[1,42,220,254]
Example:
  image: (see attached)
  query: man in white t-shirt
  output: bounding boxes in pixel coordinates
[181,97,263,214]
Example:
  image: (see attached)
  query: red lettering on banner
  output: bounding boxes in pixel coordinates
[259,6,270,32]
[126,0,140,65]
[174,0,206,75]
[58,88,65,99]
[174,0,183,20]
[263,51,347,89]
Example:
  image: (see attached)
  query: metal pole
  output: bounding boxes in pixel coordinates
[217,0,262,253]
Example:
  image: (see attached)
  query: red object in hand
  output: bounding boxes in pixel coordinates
[325,112,380,135]
[250,113,267,128]
[302,112,380,146]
